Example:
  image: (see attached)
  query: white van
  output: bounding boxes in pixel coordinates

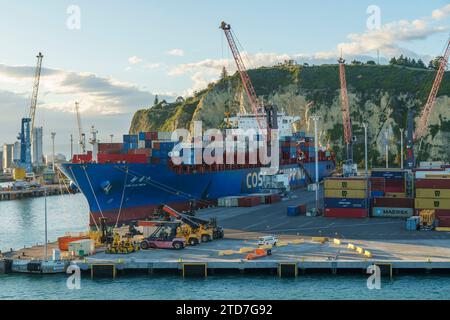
[258,235,278,246]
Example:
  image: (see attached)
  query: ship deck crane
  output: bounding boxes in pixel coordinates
[19,52,43,174]
[220,21,278,137]
[338,55,356,176]
[75,101,86,154]
[410,37,450,167]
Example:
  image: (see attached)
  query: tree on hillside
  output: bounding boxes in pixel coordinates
[428,56,443,70]
[389,55,428,69]
[221,66,228,79]
[154,94,159,105]
[366,60,376,65]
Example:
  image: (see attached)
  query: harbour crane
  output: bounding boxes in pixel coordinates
[406,37,450,168]
[338,54,356,176]
[220,21,278,137]
[75,101,86,154]
[18,52,43,174]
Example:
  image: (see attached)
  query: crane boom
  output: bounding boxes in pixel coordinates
[220,21,265,129]
[414,38,450,141]
[338,56,353,160]
[75,101,86,153]
[29,52,44,143]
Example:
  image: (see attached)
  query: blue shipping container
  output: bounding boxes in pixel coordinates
[287,206,300,216]
[324,198,368,209]
[138,132,146,141]
[371,170,405,179]
[370,191,384,198]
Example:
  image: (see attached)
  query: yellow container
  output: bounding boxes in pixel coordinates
[325,179,367,190]
[415,198,450,210]
[324,189,366,199]
[356,247,364,254]
[312,237,328,243]
[416,189,450,199]
[13,168,26,180]
[424,174,450,179]
[385,192,406,198]
[364,250,372,258]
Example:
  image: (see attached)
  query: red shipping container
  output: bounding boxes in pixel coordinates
[324,208,367,218]
[415,179,450,189]
[437,216,450,227]
[372,197,414,208]
[298,204,307,214]
[385,186,405,193]
[385,178,405,187]
[98,153,147,164]
[265,194,281,204]
[434,210,450,218]
[98,143,123,153]
[128,148,152,157]
[238,196,261,207]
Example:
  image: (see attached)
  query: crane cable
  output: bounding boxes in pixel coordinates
[113,166,213,207]
[114,167,129,228]
[69,166,99,230]
[81,166,105,220]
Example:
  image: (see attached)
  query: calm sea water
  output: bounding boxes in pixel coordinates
[1,194,450,300]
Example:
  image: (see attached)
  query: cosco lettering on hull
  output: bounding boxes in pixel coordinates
[246,172,263,189]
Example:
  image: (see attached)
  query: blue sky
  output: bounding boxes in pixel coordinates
[0,0,449,156]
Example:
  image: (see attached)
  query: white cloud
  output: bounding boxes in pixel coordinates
[128,56,142,64]
[169,4,449,94]
[144,63,161,69]
[432,4,450,20]
[167,49,185,57]
[0,63,176,116]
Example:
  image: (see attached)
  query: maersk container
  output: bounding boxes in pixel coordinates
[372,207,413,218]
[324,198,367,209]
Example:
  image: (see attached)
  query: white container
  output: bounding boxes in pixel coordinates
[157,132,172,141]
[138,140,146,149]
[68,239,95,256]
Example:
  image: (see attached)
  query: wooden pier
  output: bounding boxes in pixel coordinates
[0,184,75,201]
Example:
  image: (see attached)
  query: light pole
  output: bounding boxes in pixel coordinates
[110,134,114,143]
[311,115,320,213]
[362,123,368,177]
[400,128,404,169]
[44,187,48,261]
[51,132,56,172]
[384,129,389,169]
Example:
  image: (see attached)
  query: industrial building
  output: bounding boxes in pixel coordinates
[2,144,14,173]
[32,127,44,167]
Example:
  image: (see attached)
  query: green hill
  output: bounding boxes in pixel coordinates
[130,63,450,166]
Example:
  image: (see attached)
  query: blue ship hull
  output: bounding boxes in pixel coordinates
[60,161,335,226]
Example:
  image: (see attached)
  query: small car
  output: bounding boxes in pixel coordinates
[258,235,278,246]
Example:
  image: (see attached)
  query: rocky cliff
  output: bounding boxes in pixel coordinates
[130,64,450,166]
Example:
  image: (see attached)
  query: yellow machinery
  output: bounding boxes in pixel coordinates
[106,233,140,254]
[176,224,201,246]
[419,210,435,230]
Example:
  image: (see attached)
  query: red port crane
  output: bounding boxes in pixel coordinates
[220,21,267,131]
[414,38,450,141]
[338,55,355,175]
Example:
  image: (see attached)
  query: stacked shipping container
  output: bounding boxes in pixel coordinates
[369,169,413,218]
[415,176,450,227]
[324,178,368,218]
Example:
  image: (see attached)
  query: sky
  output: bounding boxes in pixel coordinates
[0,0,449,157]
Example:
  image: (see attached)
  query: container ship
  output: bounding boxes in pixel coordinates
[60,112,336,226]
